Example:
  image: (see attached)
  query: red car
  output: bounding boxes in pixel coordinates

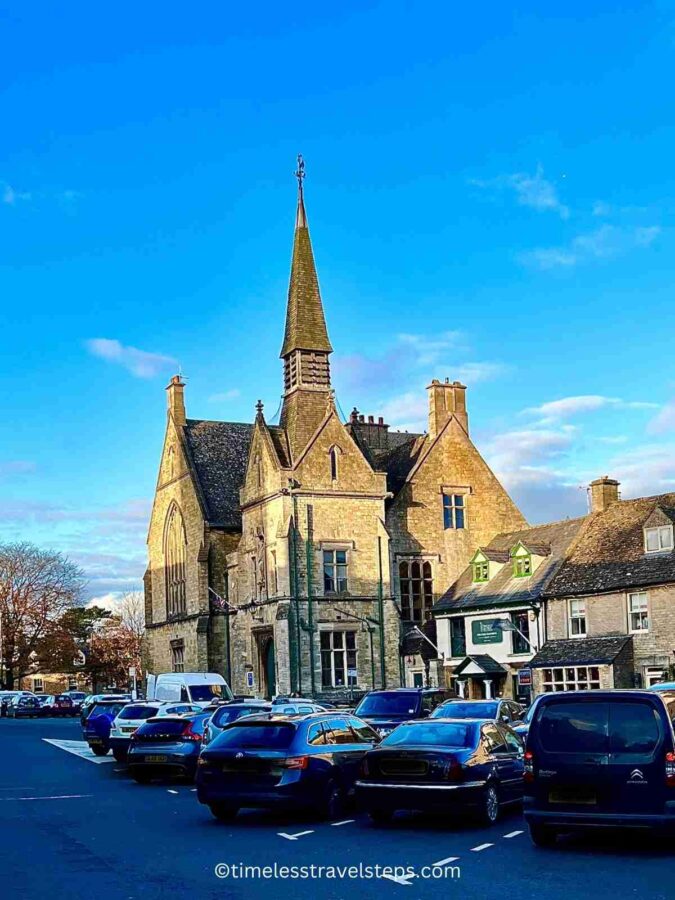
[53,695,76,717]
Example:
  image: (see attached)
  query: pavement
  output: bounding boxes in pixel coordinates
[0,717,671,900]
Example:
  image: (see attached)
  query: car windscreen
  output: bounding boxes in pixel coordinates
[380,721,477,748]
[90,703,125,718]
[189,684,224,702]
[538,701,609,753]
[355,693,420,718]
[211,722,297,750]
[431,701,498,719]
[137,720,187,737]
[213,706,269,727]
[118,705,160,721]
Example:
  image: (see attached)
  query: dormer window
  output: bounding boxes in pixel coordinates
[644,524,673,553]
[473,561,490,583]
[513,555,532,578]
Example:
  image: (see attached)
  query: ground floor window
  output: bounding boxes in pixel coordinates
[541,666,601,691]
[644,666,668,687]
[170,641,185,673]
[450,617,466,658]
[68,678,77,691]
[320,630,357,688]
[33,678,44,692]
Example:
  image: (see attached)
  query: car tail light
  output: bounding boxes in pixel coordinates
[279,756,309,770]
[446,761,464,782]
[359,757,370,777]
[666,752,675,787]
[524,750,534,783]
[181,722,203,742]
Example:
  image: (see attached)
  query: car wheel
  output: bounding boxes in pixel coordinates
[91,745,109,757]
[369,809,394,825]
[529,823,557,847]
[480,783,500,826]
[210,804,239,822]
[321,779,346,820]
[132,770,153,784]
[112,749,127,763]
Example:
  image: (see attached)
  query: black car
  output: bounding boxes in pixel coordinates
[430,699,525,726]
[6,695,42,718]
[196,712,381,821]
[127,711,212,783]
[353,689,455,737]
[524,690,675,845]
[356,718,524,825]
[203,701,273,745]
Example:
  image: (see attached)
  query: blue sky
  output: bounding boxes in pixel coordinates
[2,1,675,602]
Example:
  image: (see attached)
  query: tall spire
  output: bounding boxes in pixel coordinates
[280,155,333,358]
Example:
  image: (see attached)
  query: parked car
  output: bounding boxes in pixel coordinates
[6,694,42,718]
[0,691,34,716]
[63,691,87,712]
[127,711,213,782]
[430,699,525,726]
[196,711,382,821]
[524,689,675,846]
[203,701,273,745]
[512,695,545,740]
[52,695,77,717]
[356,718,524,825]
[146,673,233,707]
[648,681,675,692]
[109,701,203,762]
[353,688,455,737]
[83,699,130,756]
[80,693,131,726]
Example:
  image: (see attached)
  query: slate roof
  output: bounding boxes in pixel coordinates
[400,619,437,660]
[546,492,675,597]
[530,635,632,668]
[368,435,426,496]
[183,420,253,529]
[455,654,507,675]
[434,518,586,614]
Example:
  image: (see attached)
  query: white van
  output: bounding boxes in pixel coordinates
[145,673,233,708]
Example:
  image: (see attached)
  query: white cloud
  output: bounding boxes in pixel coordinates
[520,224,661,270]
[86,338,177,379]
[2,182,31,205]
[606,443,675,498]
[523,394,659,421]
[87,593,124,613]
[648,400,675,435]
[454,361,508,384]
[471,165,569,219]
[208,389,241,403]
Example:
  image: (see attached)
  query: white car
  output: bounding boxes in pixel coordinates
[272,701,327,715]
[109,700,202,762]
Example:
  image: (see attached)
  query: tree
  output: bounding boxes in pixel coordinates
[0,542,85,688]
[35,606,112,675]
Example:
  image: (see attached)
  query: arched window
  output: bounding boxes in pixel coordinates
[167,446,175,479]
[164,503,187,617]
[399,559,434,622]
[329,445,340,482]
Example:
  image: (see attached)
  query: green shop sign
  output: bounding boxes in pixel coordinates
[471,618,504,645]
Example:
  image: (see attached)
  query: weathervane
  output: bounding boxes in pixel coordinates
[295,154,305,190]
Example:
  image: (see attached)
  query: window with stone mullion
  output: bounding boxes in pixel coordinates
[399,560,433,622]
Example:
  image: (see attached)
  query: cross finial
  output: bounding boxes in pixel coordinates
[295,154,305,189]
[255,399,264,417]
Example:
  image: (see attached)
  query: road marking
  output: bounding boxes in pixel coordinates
[503,830,523,839]
[277,830,314,841]
[11,794,93,801]
[42,739,114,765]
[431,856,460,867]
[382,873,416,886]
[470,843,493,852]
[190,788,197,792]
[331,819,355,827]
[167,789,179,795]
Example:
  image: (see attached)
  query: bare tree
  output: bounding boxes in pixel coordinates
[118,591,145,640]
[0,542,85,688]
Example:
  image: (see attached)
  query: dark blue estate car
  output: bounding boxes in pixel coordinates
[353,689,455,737]
[356,718,525,825]
[127,711,212,782]
[524,690,675,846]
[83,700,128,756]
[196,712,381,821]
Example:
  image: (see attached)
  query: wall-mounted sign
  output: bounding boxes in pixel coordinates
[246,671,254,689]
[471,618,504,645]
[517,667,532,686]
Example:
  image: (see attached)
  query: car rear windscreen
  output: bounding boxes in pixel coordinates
[381,721,477,748]
[355,692,420,717]
[119,705,160,720]
[609,702,661,754]
[538,701,609,753]
[213,706,268,727]
[90,703,125,718]
[432,701,498,719]
[211,722,296,749]
[137,720,187,737]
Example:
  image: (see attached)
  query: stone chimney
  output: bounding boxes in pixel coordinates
[589,476,620,513]
[427,378,468,439]
[166,374,186,426]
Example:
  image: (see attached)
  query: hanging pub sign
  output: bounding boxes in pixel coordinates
[471,618,504,645]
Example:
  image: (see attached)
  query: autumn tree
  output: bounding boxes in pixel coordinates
[35,606,112,675]
[85,593,145,691]
[0,542,85,688]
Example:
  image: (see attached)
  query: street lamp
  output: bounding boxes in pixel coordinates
[494,618,536,652]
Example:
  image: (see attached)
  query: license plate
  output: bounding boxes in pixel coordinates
[122,727,136,733]
[89,739,103,745]
[145,755,168,763]
[549,789,597,805]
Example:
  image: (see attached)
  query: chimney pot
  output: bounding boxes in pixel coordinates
[589,476,620,513]
[166,374,186,426]
[378,416,384,425]
[368,415,374,424]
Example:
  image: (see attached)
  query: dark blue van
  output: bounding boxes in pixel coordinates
[524,690,675,845]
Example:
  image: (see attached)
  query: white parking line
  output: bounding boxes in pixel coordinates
[470,843,493,852]
[503,830,523,839]
[42,739,114,765]
[12,794,93,801]
[331,819,355,827]
[431,856,460,867]
[278,830,314,841]
[167,789,179,795]
[382,873,416,886]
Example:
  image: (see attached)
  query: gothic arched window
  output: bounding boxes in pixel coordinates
[399,559,433,622]
[329,445,340,482]
[164,503,187,617]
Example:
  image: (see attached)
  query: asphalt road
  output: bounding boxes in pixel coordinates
[0,717,671,900]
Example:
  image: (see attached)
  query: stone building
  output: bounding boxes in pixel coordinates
[143,167,526,699]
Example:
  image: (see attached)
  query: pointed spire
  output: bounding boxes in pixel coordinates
[280,155,333,358]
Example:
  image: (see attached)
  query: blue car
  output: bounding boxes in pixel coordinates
[127,711,212,783]
[83,699,129,756]
[197,711,381,821]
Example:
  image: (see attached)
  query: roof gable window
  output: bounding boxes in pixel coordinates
[473,561,490,583]
[644,524,673,553]
[443,493,465,529]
